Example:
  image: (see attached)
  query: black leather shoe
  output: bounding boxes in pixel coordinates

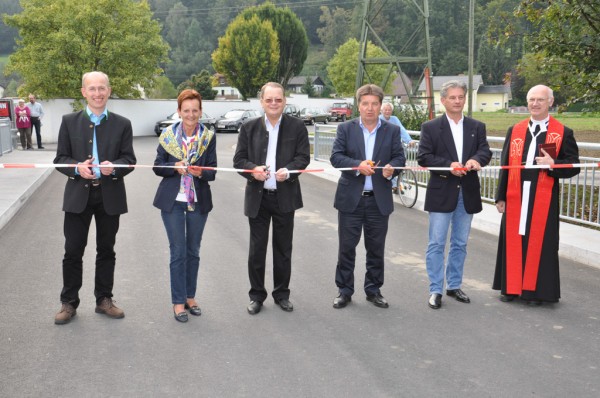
[274,298,293,312]
[366,293,389,308]
[333,293,351,309]
[174,311,188,323]
[184,303,202,316]
[428,293,442,309]
[247,300,262,315]
[500,294,517,302]
[446,289,470,303]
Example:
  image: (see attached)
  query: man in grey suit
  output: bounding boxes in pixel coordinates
[53,71,136,324]
[417,80,491,310]
[233,82,310,315]
[330,84,405,309]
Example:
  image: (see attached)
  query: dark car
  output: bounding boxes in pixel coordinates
[215,109,260,133]
[283,104,300,117]
[299,107,330,125]
[154,111,216,136]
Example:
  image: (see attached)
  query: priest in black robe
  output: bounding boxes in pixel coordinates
[493,85,580,304]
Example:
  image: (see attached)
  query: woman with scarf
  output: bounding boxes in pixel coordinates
[15,99,33,150]
[153,89,217,322]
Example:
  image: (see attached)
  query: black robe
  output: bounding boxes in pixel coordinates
[493,122,580,302]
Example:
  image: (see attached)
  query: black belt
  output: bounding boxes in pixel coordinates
[264,189,277,195]
[91,179,101,187]
[362,191,374,196]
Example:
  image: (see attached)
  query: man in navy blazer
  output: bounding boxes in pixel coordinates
[330,84,405,309]
[417,80,491,310]
[233,82,310,315]
[53,71,136,324]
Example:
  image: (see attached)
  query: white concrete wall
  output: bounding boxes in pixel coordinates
[39,94,354,143]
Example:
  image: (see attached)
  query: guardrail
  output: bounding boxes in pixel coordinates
[314,124,600,228]
[0,119,14,156]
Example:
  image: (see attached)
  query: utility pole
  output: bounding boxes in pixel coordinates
[467,0,475,117]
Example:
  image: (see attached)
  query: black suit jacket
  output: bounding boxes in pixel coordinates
[417,115,491,214]
[233,114,310,218]
[330,119,405,216]
[54,110,136,215]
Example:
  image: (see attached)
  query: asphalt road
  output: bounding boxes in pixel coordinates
[1,134,599,397]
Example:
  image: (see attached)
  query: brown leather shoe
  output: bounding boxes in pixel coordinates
[55,303,76,325]
[95,297,125,319]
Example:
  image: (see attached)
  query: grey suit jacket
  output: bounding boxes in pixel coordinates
[233,114,310,218]
[417,115,491,214]
[330,119,405,216]
[54,110,136,215]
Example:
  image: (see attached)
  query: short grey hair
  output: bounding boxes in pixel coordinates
[260,82,284,98]
[381,102,394,111]
[440,80,467,98]
[356,84,384,104]
[82,71,110,88]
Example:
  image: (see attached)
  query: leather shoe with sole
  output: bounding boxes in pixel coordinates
[366,293,389,308]
[54,303,76,325]
[446,289,470,303]
[184,303,202,316]
[95,297,125,319]
[500,294,517,302]
[274,298,293,312]
[247,300,263,315]
[428,293,442,309]
[174,311,188,323]
[333,293,351,309]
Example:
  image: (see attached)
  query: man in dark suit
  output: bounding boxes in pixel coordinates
[233,82,310,315]
[330,84,405,309]
[53,71,136,325]
[417,80,491,310]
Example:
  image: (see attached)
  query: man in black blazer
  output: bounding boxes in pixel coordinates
[53,71,136,324]
[233,82,310,315]
[417,80,491,310]
[330,84,405,309]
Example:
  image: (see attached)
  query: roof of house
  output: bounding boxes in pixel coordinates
[477,85,511,94]
[418,75,483,91]
[288,76,325,86]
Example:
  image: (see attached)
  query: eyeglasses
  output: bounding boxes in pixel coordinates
[527,97,547,104]
[263,98,283,104]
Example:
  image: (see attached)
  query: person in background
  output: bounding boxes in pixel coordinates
[26,93,45,149]
[417,80,491,310]
[493,84,580,304]
[153,89,217,323]
[379,102,414,193]
[53,71,136,325]
[15,99,33,150]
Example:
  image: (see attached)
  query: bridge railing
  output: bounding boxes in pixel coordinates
[314,124,600,228]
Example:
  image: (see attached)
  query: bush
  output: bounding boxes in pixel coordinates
[395,105,429,131]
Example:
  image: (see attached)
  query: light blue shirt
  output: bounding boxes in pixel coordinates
[379,114,412,144]
[86,106,108,179]
[359,117,381,191]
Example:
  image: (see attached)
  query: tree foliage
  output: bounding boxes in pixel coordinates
[4,0,169,99]
[239,2,308,89]
[301,76,315,97]
[326,39,394,97]
[146,75,178,99]
[212,14,279,100]
[317,6,352,58]
[177,69,216,100]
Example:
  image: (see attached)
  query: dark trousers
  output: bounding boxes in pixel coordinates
[30,117,42,148]
[247,192,294,302]
[61,187,120,308]
[335,196,389,297]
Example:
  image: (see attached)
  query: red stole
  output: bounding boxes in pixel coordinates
[505,116,564,294]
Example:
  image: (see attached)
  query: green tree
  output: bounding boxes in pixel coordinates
[326,38,394,96]
[476,38,510,85]
[239,2,308,88]
[317,6,352,57]
[301,76,315,97]
[177,69,216,100]
[4,0,169,99]
[147,75,178,99]
[212,14,279,100]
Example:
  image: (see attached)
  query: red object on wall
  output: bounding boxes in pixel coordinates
[0,100,12,119]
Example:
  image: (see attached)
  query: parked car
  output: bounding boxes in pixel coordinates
[329,102,353,121]
[154,111,216,136]
[215,109,260,133]
[299,107,330,125]
[283,104,301,118]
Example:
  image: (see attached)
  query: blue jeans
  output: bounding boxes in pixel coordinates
[161,202,208,304]
[425,191,473,295]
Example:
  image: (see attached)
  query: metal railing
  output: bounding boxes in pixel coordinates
[0,119,14,156]
[314,125,600,228]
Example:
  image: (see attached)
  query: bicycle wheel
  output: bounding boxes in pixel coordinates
[398,169,418,208]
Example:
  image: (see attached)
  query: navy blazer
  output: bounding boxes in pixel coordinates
[417,115,491,214]
[54,110,136,215]
[152,123,217,214]
[233,114,310,218]
[330,119,405,216]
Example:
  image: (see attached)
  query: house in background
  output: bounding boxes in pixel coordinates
[287,76,325,95]
[212,73,242,99]
[417,75,511,112]
[389,73,413,103]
